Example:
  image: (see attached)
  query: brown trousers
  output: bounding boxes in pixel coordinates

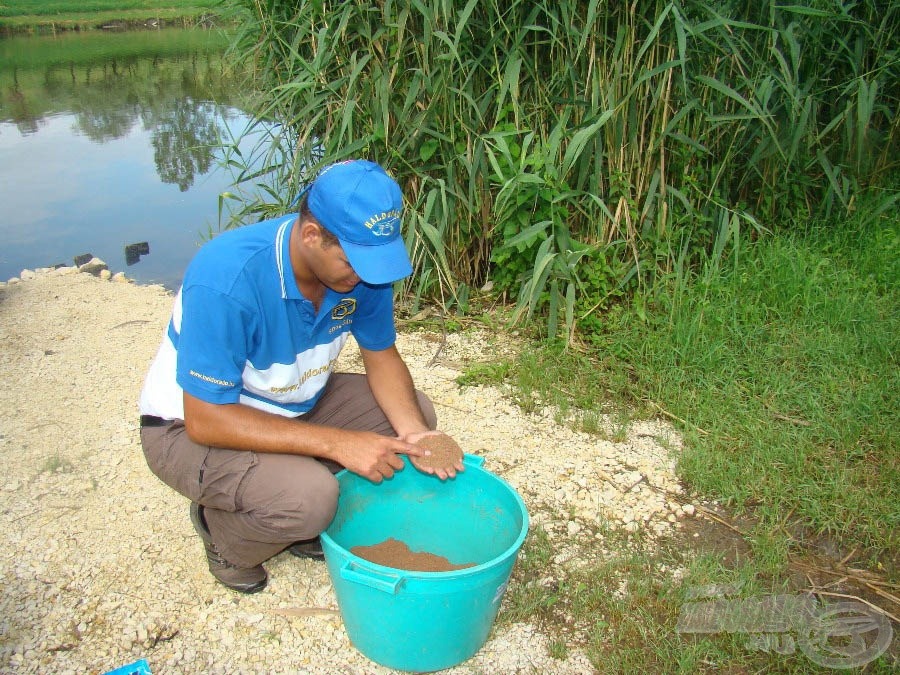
[141,373,437,567]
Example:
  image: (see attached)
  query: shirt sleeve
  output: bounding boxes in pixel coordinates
[350,284,397,351]
[175,284,256,404]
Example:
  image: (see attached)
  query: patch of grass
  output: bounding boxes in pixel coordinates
[502,526,559,624]
[502,524,897,672]
[458,342,632,421]
[39,454,75,474]
[1,0,220,17]
[485,201,898,570]
[466,198,897,670]
[0,0,224,31]
[455,361,513,388]
[547,638,567,660]
[651,216,899,566]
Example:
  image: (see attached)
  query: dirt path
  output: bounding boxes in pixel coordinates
[0,268,686,674]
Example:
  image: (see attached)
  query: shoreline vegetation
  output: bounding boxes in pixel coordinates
[0,1,230,35]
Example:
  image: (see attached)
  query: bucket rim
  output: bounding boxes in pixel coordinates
[321,455,530,580]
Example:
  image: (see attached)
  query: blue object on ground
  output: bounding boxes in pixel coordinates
[103,658,152,675]
[321,453,529,672]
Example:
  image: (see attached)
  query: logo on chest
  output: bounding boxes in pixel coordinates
[332,298,357,320]
[329,298,357,333]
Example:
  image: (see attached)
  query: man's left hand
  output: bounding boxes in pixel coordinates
[401,430,465,480]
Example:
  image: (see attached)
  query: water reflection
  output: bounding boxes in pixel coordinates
[2,29,240,191]
[149,100,221,192]
[0,29,257,287]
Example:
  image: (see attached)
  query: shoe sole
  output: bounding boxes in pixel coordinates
[228,578,268,594]
[288,549,325,560]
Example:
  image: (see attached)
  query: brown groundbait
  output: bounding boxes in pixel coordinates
[351,538,475,572]
[410,432,464,473]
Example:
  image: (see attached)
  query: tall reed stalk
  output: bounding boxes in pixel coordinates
[222,0,898,339]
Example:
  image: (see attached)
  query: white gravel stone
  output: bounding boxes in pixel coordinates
[0,267,685,674]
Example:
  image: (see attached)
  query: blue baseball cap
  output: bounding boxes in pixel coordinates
[307,160,412,285]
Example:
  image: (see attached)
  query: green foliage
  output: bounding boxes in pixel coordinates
[455,361,512,388]
[39,453,75,475]
[573,245,632,341]
[663,210,900,559]
[222,0,897,342]
[493,195,899,562]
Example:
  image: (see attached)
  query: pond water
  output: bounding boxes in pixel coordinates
[0,28,267,289]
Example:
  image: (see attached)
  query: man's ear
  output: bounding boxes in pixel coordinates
[298,218,323,245]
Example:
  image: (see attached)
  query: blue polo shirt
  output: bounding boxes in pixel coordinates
[138,215,396,419]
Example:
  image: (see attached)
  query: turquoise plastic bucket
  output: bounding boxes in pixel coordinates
[321,454,529,672]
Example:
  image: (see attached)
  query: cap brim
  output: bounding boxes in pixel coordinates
[340,236,413,285]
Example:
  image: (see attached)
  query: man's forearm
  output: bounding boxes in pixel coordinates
[182,393,343,460]
[181,389,428,482]
[361,346,431,437]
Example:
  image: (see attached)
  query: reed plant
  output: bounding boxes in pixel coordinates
[222,0,897,340]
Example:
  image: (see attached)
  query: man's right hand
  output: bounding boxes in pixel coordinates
[182,393,429,484]
[330,430,429,483]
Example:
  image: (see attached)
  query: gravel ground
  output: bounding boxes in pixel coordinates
[0,266,690,674]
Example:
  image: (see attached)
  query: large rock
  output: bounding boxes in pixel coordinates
[77,257,109,276]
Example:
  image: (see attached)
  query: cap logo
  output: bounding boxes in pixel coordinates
[365,209,401,237]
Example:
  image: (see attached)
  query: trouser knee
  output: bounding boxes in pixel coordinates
[417,391,438,430]
[239,457,340,542]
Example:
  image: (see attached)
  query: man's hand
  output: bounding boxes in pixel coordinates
[331,430,429,483]
[402,430,465,480]
[182,393,427,484]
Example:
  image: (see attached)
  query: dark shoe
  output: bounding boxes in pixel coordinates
[287,537,325,560]
[189,502,268,593]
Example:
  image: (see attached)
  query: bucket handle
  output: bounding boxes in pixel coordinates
[341,561,406,594]
[462,453,485,468]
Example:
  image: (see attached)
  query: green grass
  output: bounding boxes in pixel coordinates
[0,0,224,31]
[464,198,898,570]
[39,454,75,475]
[469,198,898,668]
[647,212,898,566]
[1,0,220,16]
[0,25,231,68]
[500,523,898,673]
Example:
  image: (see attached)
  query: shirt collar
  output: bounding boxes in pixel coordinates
[275,216,303,300]
[275,216,352,316]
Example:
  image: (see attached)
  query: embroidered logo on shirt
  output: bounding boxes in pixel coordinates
[331,298,357,320]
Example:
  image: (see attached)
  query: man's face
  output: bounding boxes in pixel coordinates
[314,234,361,293]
